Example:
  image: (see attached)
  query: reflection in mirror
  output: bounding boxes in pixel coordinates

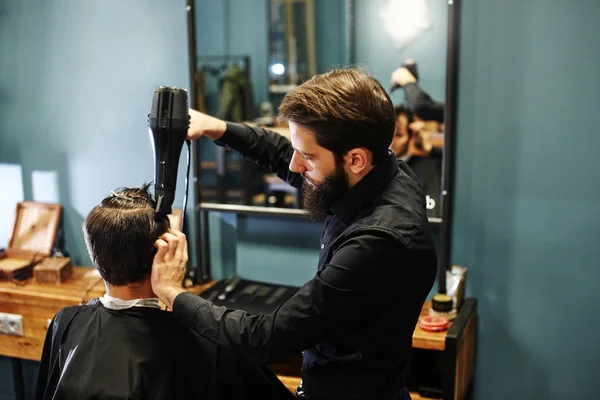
[355,0,448,220]
[193,0,448,222]
[267,0,316,95]
[194,0,346,211]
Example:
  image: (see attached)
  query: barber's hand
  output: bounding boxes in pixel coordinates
[407,121,432,155]
[151,228,188,309]
[187,108,227,141]
[391,67,417,88]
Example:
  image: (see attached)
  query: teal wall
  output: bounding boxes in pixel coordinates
[1,0,599,399]
[355,0,448,105]
[452,0,600,398]
[0,1,191,398]
[0,0,192,265]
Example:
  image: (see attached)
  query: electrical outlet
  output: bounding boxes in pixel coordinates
[0,312,24,336]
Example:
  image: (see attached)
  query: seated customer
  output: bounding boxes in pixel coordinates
[35,184,293,400]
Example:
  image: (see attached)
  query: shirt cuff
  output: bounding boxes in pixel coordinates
[173,291,208,327]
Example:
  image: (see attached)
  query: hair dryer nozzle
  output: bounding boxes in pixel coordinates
[148,86,190,216]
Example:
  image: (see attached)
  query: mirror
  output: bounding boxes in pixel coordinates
[267,0,317,97]
[191,0,449,222]
[354,0,448,221]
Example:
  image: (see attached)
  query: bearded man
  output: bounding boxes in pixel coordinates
[151,68,437,400]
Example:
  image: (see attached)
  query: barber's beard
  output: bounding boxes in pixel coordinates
[301,164,349,222]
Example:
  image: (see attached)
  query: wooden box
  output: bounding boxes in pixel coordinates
[0,202,62,282]
[34,257,72,284]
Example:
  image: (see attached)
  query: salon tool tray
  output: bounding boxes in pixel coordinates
[199,278,300,315]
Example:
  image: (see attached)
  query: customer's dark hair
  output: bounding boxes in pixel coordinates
[394,104,413,123]
[83,183,170,286]
[278,68,395,165]
[394,104,414,138]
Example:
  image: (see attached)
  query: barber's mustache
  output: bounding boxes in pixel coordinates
[302,175,317,187]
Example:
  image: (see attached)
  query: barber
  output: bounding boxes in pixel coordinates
[391,66,445,124]
[151,68,437,400]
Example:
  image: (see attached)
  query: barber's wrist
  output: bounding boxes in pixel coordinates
[204,119,227,141]
[157,286,186,310]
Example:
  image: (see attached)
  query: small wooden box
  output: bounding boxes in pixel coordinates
[34,257,72,284]
[0,202,62,282]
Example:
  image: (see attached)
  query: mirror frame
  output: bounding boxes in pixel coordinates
[185,0,461,290]
[438,0,461,293]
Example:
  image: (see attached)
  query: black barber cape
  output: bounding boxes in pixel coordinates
[35,300,294,400]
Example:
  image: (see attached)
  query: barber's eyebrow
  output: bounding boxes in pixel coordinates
[293,148,316,158]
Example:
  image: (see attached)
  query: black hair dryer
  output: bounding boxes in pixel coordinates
[148,86,190,216]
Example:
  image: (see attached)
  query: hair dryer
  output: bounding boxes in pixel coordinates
[148,86,190,216]
[390,59,419,93]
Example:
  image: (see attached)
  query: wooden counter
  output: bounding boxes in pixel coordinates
[0,267,214,361]
[0,269,476,399]
[270,299,477,400]
[0,266,104,360]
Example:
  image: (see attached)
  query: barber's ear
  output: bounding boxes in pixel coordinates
[346,148,370,174]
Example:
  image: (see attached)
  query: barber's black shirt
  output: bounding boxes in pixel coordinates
[405,148,443,219]
[174,123,437,400]
[403,82,445,123]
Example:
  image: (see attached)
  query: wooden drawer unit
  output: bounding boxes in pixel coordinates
[0,266,104,361]
[267,299,478,400]
[409,298,478,400]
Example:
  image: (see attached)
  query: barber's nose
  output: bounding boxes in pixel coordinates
[289,152,306,173]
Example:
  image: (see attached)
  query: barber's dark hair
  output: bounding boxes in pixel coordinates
[278,68,395,165]
[83,183,170,286]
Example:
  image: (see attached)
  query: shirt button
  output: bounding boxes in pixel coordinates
[321,243,325,249]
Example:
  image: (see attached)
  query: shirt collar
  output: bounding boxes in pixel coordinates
[99,294,161,310]
[329,150,399,225]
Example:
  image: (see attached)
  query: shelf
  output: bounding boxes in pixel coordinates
[198,202,306,218]
[412,301,449,351]
[200,161,242,171]
[268,83,298,94]
[198,202,443,224]
[409,392,437,400]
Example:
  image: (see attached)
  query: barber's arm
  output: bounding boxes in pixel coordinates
[187,109,302,188]
[391,68,445,123]
[403,84,445,123]
[152,228,401,365]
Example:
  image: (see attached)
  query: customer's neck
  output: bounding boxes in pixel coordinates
[105,280,155,301]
